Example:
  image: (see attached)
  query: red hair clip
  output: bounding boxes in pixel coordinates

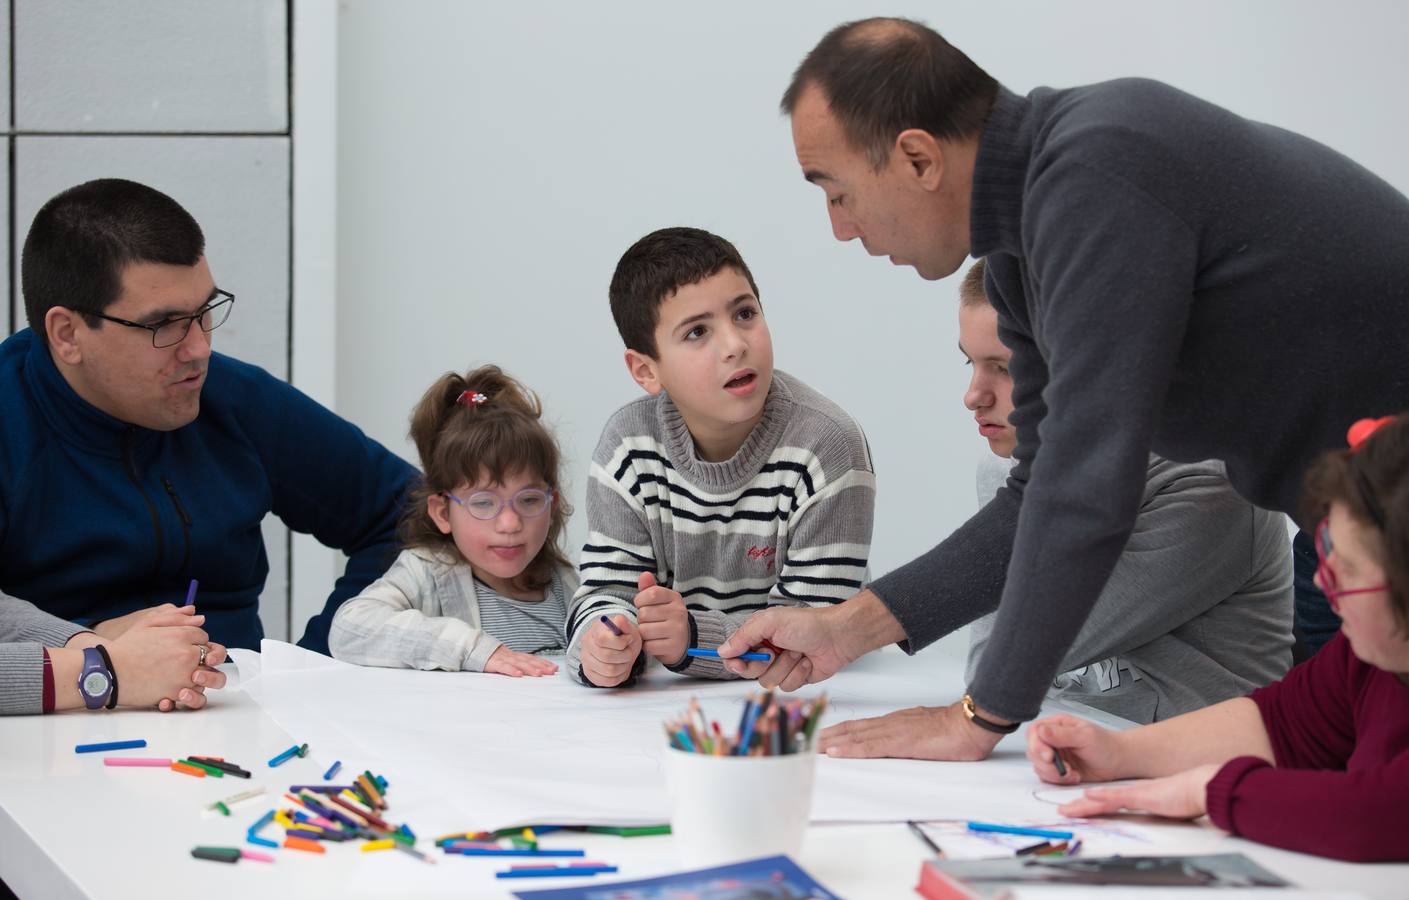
[1347,416,1394,452]
[456,390,488,407]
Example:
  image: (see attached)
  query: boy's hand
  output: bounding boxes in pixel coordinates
[485,646,559,677]
[633,572,689,666]
[581,614,642,687]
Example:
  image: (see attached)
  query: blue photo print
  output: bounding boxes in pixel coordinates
[512,854,840,900]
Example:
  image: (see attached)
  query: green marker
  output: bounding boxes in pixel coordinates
[179,758,224,778]
[587,824,671,837]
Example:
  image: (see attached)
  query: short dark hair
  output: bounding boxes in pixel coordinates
[608,227,760,358]
[959,258,989,309]
[22,178,205,340]
[1301,413,1409,633]
[782,17,999,169]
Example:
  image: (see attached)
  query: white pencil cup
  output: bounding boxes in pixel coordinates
[663,746,817,867]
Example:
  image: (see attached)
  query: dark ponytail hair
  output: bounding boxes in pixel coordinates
[1301,412,1409,632]
[401,364,572,592]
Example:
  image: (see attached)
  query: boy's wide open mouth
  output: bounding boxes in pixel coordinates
[725,371,756,392]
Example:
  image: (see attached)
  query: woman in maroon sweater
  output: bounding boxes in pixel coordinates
[1027,414,1409,863]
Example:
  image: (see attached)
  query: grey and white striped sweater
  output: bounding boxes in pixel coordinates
[566,371,875,683]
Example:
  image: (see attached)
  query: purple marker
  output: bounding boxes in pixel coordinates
[184,579,199,607]
[598,614,624,636]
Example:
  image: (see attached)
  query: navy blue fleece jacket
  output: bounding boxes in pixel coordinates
[0,328,415,653]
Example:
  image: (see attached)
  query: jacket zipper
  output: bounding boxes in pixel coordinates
[122,427,164,577]
[162,478,193,576]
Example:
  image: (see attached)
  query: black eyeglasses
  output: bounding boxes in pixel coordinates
[90,290,235,349]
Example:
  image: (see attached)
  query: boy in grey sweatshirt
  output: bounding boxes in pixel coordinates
[958,260,1293,722]
[566,228,875,687]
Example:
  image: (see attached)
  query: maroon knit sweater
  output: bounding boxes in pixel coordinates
[1205,631,1409,862]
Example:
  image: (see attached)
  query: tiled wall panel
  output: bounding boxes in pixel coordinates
[15,0,287,133]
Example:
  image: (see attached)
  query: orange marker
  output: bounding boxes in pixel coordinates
[283,836,325,854]
[171,762,207,777]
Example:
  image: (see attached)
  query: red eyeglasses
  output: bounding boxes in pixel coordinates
[1314,516,1389,612]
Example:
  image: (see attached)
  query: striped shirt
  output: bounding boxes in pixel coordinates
[475,576,567,655]
[566,371,876,682]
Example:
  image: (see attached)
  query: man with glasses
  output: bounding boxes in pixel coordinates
[0,179,415,690]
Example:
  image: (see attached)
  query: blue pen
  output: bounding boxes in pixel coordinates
[598,614,625,636]
[735,696,764,756]
[184,579,199,606]
[75,739,147,754]
[675,727,696,753]
[733,696,755,753]
[323,760,342,780]
[495,866,619,878]
[966,821,1074,840]
[267,744,300,767]
[450,848,586,857]
[248,809,275,835]
[685,648,771,662]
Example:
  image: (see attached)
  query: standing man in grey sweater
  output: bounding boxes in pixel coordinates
[720,17,1408,760]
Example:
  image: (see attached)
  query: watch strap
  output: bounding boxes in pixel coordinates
[962,693,1019,735]
[94,647,119,709]
[41,648,55,714]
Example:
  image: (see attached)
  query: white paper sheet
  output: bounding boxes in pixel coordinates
[237,642,1082,832]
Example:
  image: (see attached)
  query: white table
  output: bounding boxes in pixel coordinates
[1,648,1404,900]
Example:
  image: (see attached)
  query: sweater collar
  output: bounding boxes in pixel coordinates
[969,86,1034,259]
[20,328,155,457]
[657,370,794,491]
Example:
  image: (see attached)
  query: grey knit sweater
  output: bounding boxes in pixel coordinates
[871,79,1409,722]
[566,371,875,683]
[1,591,88,715]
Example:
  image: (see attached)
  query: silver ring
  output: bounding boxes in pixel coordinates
[196,644,209,668]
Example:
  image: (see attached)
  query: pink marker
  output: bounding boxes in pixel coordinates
[104,757,173,767]
[446,840,502,850]
[240,850,276,863]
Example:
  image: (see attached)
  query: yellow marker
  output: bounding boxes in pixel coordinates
[274,810,295,829]
[361,840,395,852]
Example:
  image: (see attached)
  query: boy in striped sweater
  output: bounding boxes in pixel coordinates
[566,227,876,687]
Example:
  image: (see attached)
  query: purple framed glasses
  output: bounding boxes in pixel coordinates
[443,487,554,521]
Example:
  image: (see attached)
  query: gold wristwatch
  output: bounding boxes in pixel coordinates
[961,693,1019,735]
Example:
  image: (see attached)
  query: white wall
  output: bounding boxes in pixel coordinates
[9,0,296,640]
[335,2,1409,659]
